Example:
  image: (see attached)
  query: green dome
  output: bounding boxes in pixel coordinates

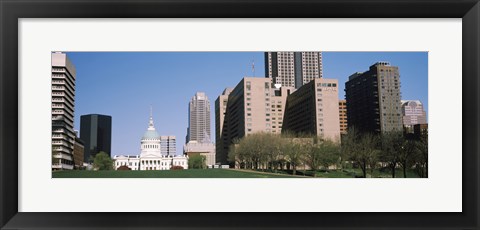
[142,130,160,139]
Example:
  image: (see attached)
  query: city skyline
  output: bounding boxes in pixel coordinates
[67,52,428,156]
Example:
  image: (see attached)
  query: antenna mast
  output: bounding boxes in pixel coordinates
[252,59,255,77]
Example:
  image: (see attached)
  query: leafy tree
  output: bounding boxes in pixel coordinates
[305,138,340,176]
[283,139,305,175]
[188,154,207,169]
[318,140,341,172]
[305,139,321,175]
[93,151,113,170]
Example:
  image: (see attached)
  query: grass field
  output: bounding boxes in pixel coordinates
[252,168,420,178]
[52,169,299,178]
[52,168,421,178]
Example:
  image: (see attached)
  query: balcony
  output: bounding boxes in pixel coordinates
[52,152,73,161]
[52,163,74,170]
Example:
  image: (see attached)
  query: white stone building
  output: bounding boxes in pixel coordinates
[113,109,188,170]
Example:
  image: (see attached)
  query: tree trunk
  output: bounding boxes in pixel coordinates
[425,162,428,178]
[403,165,407,178]
[362,161,367,178]
[391,163,396,178]
[293,164,296,175]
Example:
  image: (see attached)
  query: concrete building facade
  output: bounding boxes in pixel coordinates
[265,52,323,89]
[217,77,294,165]
[215,88,233,164]
[282,78,341,141]
[73,137,84,169]
[345,62,403,134]
[51,52,77,170]
[80,114,112,162]
[160,136,177,156]
[339,100,348,135]
[187,92,211,143]
[401,100,427,133]
[183,141,216,167]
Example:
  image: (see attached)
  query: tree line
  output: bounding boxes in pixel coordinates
[227,128,428,178]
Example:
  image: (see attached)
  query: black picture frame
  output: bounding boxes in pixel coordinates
[1,0,479,229]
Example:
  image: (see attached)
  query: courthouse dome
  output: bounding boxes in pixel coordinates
[142,130,160,139]
[142,106,160,139]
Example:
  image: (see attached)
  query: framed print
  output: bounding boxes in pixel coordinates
[1,0,479,229]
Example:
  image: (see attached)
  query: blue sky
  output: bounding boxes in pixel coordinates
[67,52,428,156]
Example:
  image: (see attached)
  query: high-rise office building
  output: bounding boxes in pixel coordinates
[215,88,233,164]
[345,62,403,134]
[339,100,348,135]
[282,78,341,141]
[51,52,77,170]
[401,100,427,134]
[160,136,177,156]
[80,114,112,162]
[187,92,211,143]
[217,77,294,164]
[265,52,323,89]
[401,100,427,126]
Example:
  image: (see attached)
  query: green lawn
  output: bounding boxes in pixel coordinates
[252,168,421,178]
[52,169,297,178]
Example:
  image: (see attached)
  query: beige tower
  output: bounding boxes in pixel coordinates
[51,52,76,170]
[217,77,294,164]
[282,78,341,142]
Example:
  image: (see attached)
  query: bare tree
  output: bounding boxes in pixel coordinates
[414,136,428,178]
[345,130,380,178]
[398,139,417,178]
[380,131,404,178]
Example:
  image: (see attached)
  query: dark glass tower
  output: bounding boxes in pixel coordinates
[80,114,112,162]
[345,62,403,134]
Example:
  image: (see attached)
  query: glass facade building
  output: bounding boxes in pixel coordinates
[80,114,112,161]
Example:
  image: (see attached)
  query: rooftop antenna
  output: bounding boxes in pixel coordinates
[251,59,255,77]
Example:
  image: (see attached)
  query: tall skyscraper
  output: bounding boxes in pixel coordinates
[401,100,427,133]
[51,52,76,170]
[187,92,211,143]
[282,78,341,141]
[217,77,293,165]
[345,62,403,134]
[80,114,112,162]
[160,136,177,156]
[265,52,323,89]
